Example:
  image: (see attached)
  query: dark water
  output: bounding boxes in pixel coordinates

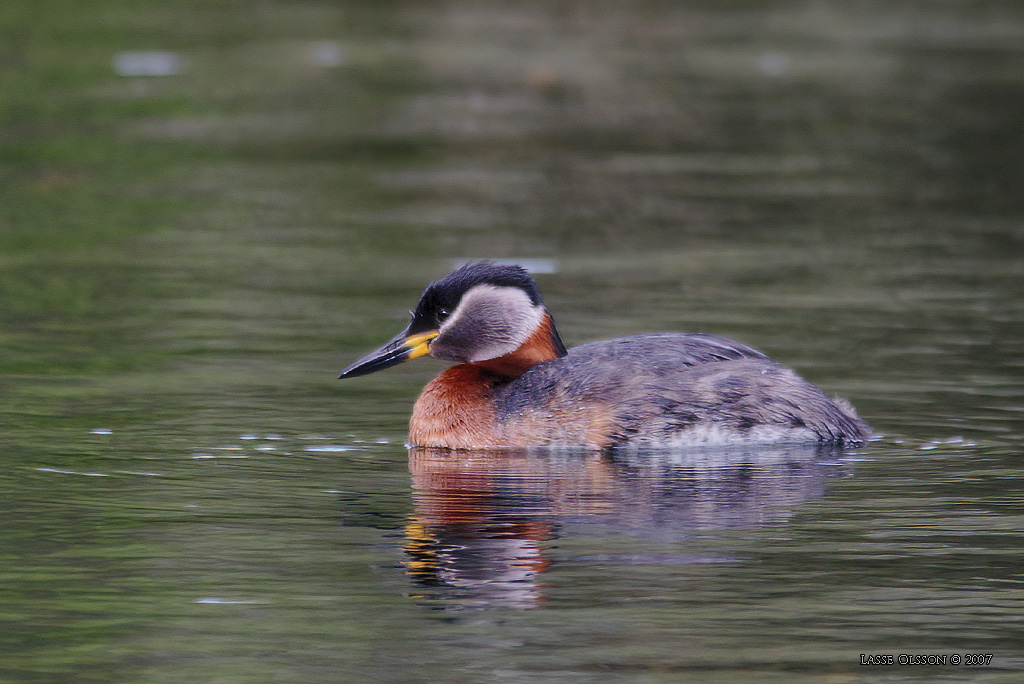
[2,2,1023,682]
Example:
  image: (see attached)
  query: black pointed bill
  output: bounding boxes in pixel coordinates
[338,329,439,379]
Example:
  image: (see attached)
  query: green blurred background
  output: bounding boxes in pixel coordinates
[1,1,1022,682]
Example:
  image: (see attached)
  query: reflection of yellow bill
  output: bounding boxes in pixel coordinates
[403,517,432,572]
[405,330,439,359]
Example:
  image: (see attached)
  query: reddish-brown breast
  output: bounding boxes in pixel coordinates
[408,365,502,448]
[408,313,565,448]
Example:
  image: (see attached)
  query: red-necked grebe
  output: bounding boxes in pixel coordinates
[340,261,872,449]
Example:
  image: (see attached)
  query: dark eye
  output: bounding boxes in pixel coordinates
[437,308,449,323]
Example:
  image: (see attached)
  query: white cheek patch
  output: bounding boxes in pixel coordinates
[437,285,545,362]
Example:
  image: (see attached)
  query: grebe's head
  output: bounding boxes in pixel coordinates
[339,261,566,378]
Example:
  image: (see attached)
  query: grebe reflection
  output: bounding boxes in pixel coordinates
[403,444,851,609]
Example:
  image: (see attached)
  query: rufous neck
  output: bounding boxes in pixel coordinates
[472,311,566,379]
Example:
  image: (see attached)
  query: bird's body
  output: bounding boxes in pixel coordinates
[341,262,872,450]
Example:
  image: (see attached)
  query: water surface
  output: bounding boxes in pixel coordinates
[1,1,1022,682]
